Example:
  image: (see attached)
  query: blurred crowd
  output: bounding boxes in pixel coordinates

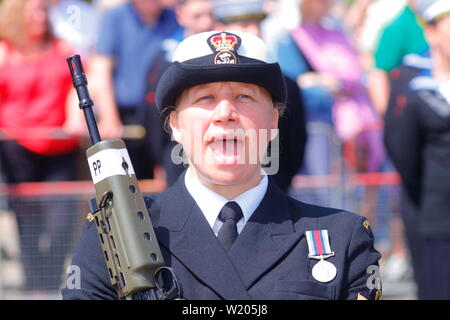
[0,0,449,299]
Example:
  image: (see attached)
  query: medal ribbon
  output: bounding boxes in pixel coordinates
[305,230,334,258]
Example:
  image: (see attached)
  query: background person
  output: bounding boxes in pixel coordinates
[273,0,385,210]
[368,0,428,115]
[384,0,450,299]
[0,0,81,292]
[89,0,179,179]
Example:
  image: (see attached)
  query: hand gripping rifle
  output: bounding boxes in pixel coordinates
[67,55,182,300]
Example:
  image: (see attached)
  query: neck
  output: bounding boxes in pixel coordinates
[431,47,450,82]
[140,14,158,25]
[135,7,161,25]
[300,8,322,25]
[183,28,196,39]
[15,37,51,57]
[301,16,321,25]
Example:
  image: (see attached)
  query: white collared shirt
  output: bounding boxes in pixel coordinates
[184,167,268,236]
[438,80,450,106]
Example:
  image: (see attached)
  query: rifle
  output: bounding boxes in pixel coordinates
[67,55,182,300]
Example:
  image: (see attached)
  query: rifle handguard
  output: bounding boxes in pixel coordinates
[87,139,166,298]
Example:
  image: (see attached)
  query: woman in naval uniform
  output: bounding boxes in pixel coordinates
[62,30,381,300]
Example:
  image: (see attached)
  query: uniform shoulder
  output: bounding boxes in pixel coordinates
[287,196,356,219]
[287,197,371,234]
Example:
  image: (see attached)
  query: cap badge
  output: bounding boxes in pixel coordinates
[207,32,241,65]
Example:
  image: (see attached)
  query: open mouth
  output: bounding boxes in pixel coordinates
[207,134,244,165]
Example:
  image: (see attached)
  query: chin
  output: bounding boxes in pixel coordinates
[198,163,260,187]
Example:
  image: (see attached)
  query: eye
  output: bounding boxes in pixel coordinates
[194,95,214,104]
[236,94,253,101]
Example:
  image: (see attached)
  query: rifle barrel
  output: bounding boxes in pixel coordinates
[66,55,101,144]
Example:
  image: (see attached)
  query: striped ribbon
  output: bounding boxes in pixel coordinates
[305,230,334,258]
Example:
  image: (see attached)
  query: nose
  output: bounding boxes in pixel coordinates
[211,98,238,126]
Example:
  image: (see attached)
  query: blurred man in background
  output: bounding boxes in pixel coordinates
[0,0,80,293]
[89,0,179,180]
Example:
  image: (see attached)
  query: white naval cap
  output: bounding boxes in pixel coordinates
[156,30,286,112]
[416,0,450,23]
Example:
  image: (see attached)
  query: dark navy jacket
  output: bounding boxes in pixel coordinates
[385,52,450,238]
[62,174,381,300]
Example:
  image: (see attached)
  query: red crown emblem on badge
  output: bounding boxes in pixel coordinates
[209,32,238,51]
[207,32,241,64]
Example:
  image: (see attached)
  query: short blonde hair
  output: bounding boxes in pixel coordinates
[0,0,53,46]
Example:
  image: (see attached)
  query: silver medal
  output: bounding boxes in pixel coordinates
[312,259,337,283]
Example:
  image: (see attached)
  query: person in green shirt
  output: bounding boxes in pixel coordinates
[369,0,429,115]
[374,3,428,71]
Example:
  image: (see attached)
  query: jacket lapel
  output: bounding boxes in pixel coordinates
[153,173,251,299]
[228,179,307,289]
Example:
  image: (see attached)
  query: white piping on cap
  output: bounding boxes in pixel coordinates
[172,30,277,64]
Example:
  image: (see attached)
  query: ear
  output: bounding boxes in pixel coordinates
[169,111,183,143]
[424,24,438,47]
[175,5,186,27]
[271,108,279,130]
[270,108,279,141]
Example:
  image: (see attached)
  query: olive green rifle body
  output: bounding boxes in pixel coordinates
[86,139,165,298]
[67,54,179,300]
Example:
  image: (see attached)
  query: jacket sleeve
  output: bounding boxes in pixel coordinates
[384,92,423,205]
[61,219,118,300]
[343,215,382,300]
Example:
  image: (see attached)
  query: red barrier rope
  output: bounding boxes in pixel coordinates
[291,174,341,189]
[350,172,400,186]
[290,171,400,189]
[1,179,166,197]
[0,127,72,140]
[0,172,400,197]
[0,126,146,140]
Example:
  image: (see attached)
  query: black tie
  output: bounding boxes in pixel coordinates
[217,201,243,251]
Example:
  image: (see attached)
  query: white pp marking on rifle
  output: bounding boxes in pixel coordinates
[88,148,135,184]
